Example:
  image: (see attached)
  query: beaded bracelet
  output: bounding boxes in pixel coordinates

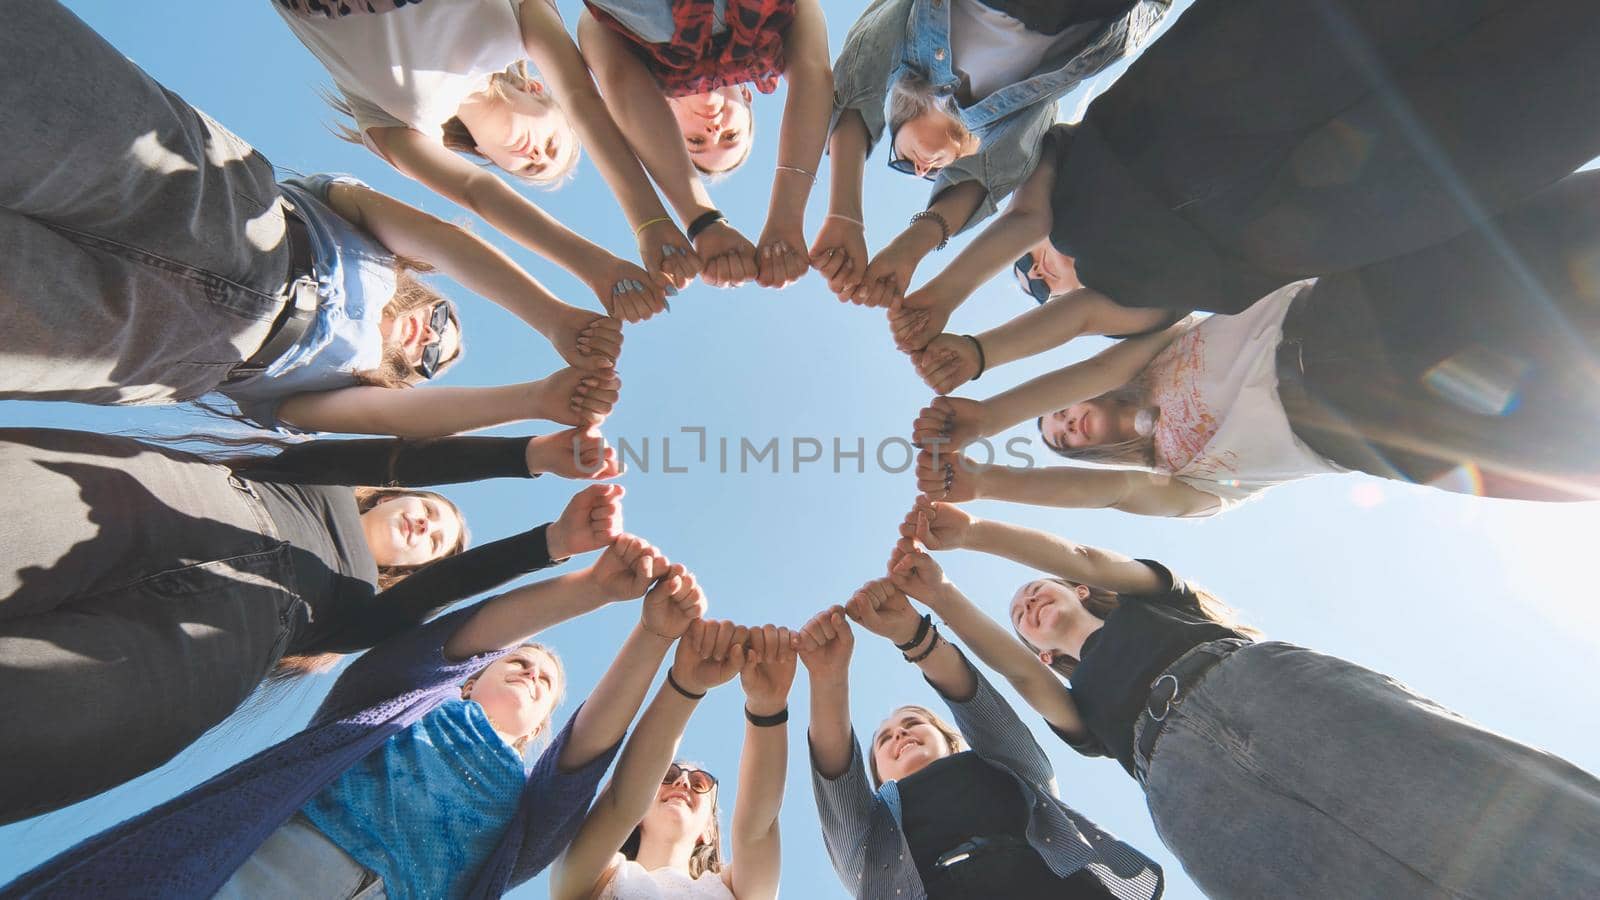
[904,627,942,664]
[908,209,951,251]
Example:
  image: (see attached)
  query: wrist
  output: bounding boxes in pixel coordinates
[524,435,552,476]
[962,518,994,552]
[544,523,571,560]
[566,568,613,607]
[666,664,708,699]
[744,694,789,718]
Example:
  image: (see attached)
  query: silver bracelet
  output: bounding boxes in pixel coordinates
[775,164,817,185]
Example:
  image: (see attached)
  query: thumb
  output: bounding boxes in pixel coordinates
[728,642,747,670]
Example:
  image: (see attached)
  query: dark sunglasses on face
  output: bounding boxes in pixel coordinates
[1013,253,1052,304]
[416,300,452,380]
[662,763,717,794]
[887,132,942,182]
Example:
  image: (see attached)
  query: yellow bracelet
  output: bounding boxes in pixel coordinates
[632,215,672,237]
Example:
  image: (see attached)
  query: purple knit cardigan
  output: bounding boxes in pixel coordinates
[3,603,621,898]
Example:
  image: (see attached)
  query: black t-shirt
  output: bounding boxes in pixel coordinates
[1062,560,1246,777]
[898,751,1032,872]
[234,437,557,654]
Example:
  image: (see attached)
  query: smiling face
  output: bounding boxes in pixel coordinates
[871,706,956,783]
[460,82,579,180]
[1009,579,1090,653]
[639,763,719,851]
[668,88,753,174]
[465,646,563,745]
[359,494,465,568]
[382,302,462,376]
[1042,401,1116,451]
[892,109,974,178]
[1025,239,1082,297]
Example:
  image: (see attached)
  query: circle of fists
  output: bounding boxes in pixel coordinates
[667,618,800,714]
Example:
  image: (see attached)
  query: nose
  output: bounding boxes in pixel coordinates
[1030,260,1046,280]
[670,770,691,787]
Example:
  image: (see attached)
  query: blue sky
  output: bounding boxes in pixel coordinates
[4,2,1599,897]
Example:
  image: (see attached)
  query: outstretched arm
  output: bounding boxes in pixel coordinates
[550,579,723,900]
[322,181,622,369]
[518,0,699,290]
[753,0,833,289]
[274,370,619,438]
[809,111,872,299]
[926,457,1220,518]
[727,625,798,900]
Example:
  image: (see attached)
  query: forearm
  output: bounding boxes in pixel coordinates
[924,582,1042,684]
[443,568,607,660]
[275,384,537,438]
[906,629,976,701]
[982,327,1178,434]
[730,719,787,900]
[806,676,853,779]
[934,206,1051,304]
[825,111,869,220]
[976,290,1092,369]
[765,63,832,224]
[561,624,677,769]
[400,217,573,333]
[980,464,1216,517]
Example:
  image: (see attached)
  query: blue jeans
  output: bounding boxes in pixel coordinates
[0,0,289,405]
[216,815,386,900]
[1141,641,1600,897]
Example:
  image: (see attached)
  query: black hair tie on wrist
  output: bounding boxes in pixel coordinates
[686,210,727,242]
[904,628,942,664]
[666,668,706,700]
[895,613,933,651]
[745,706,790,727]
[964,334,987,380]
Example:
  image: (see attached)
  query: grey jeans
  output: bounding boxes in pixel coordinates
[215,814,386,900]
[0,430,304,825]
[0,0,289,406]
[1141,641,1600,898]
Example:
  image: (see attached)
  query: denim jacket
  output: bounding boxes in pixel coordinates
[831,0,1170,231]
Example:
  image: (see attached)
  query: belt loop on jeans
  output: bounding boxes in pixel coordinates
[1133,638,1250,786]
[225,207,318,384]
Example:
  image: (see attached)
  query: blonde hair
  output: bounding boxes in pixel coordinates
[462,642,567,755]
[1038,383,1159,468]
[621,760,725,879]
[887,71,981,161]
[327,62,581,187]
[867,704,966,787]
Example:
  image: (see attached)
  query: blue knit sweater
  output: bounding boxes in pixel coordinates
[3,603,620,898]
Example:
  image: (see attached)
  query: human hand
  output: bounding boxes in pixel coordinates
[525,425,623,479]
[546,483,625,559]
[739,624,799,716]
[552,310,624,370]
[637,219,701,292]
[671,618,748,694]
[534,368,621,427]
[584,534,668,602]
[911,396,989,451]
[641,562,708,640]
[585,256,666,325]
[755,212,810,289]
[843,578,922,646]
[899,494,975,551]
[914,449,980,503]
[912,333,981,395]
[693,220,759,288]
[890,281,959,352]
[850,232,926,308]
[808,214,869,300]
[886,540,953,607]
[796,605,854,682]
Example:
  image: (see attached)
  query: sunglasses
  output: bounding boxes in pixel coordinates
[662,763,717,795]
[1013,254,1052,304]
[416,300,453,380]
[887,133,942,182]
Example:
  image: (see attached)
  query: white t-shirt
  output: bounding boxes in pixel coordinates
[949,0,1097,100]
[276,0,528,141]
[599,859,736,900]
[1144,281,1345,507]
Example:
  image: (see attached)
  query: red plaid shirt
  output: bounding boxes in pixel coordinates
[587,0,795,97]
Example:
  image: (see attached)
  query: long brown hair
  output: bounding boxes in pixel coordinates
[1015,578,1261,679]
[620,760,725,879]
[326,62,581,187]
[887,71,982,160]
[356,266,464,391]
[273,486,471,679]
[866,705,966,788]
